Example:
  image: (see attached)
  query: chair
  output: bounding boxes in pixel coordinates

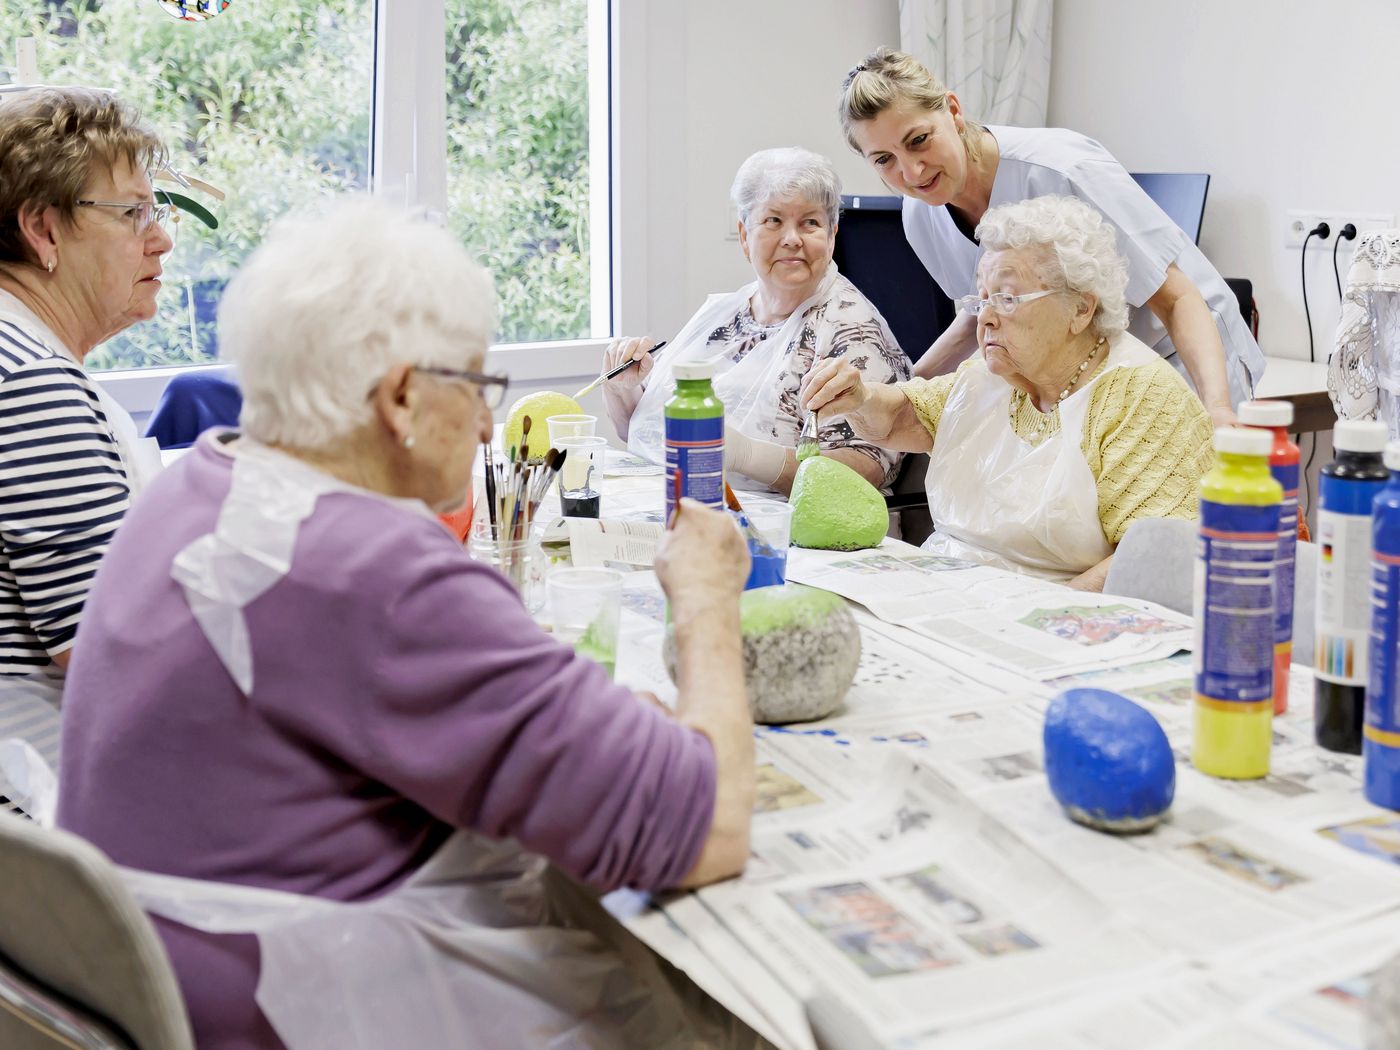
[143,370,242,450]
[1102,517,1317,667]
[886,452,933,546]
[0,814,194,1050]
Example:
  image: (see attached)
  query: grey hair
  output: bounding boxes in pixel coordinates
[975,195,1130,338]
[729,147,841,229]
[219,196,498,449]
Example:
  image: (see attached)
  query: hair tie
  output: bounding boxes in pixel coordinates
[842,62,867,89]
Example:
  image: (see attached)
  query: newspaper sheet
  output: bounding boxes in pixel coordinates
[787,544,1192,679]
[688,756,1164,1045]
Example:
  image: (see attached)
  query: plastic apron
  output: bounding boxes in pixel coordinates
[922,335,1159,581]
[121,831,751,1049]
[628,267,843,465]
[140,440,761,1049]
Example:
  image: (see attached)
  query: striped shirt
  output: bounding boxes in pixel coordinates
[0,307,130,672]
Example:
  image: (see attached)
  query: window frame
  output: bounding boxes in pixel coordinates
[100,0,620,411]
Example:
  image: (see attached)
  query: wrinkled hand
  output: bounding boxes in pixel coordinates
[601,336,657,393]
[1208,404,1238,429]
[800,358,868,418]
[655,499,750,606]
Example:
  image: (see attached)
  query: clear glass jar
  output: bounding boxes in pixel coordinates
[468,518,547,615]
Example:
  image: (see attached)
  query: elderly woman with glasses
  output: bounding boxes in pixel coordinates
[602,146,909,493]
[802,196,1214,590]
[0,87,172,764]
[56,199,765,1049]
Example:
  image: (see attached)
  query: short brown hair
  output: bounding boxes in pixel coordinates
[0,88,167,267]
[838,47,984,163]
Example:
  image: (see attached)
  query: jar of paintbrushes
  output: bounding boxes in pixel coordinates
[469,417,568,614]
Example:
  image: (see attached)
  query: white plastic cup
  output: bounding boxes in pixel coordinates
[554,435,608,497]
[547,414,598,447]
[547,567,624,677]
[744,501,793,551]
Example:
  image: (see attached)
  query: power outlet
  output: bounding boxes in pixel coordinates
[1286,210,1394,249]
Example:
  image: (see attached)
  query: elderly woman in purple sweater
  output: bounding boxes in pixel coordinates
[56,199,761,1049]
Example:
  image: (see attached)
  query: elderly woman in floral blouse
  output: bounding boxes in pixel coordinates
[602,147,909,493]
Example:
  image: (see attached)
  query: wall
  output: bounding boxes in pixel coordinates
[617,0,900,342]
[1047,0,1400,363]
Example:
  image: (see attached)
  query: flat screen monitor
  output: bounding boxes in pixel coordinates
[833,194,952,364]
[1129,172,1210,244]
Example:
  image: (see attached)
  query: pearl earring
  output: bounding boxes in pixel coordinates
[45,258,55,273]
[403,434,416,449]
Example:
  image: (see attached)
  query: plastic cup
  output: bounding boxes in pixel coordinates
[737,501,792,589]
[547,414,598,448]
[547,567,624,677]
[554,435,608,518]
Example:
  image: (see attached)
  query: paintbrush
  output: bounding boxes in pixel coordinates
[668,470,683,529]
[573,340,669,400]
[723,480,770,552]
[797,408,820,462]
[518,414,532,464]
[483,443,499,540]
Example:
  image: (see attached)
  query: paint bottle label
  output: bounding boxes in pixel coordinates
[1316,508,1374,685]
[1272,458,1299,711]
[1366,549,1400,807]
[1196,499,1278,706]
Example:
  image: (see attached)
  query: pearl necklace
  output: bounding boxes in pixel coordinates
[1007,336,1106,445]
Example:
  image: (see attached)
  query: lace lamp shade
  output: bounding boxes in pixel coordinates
[1330,231,1400,440]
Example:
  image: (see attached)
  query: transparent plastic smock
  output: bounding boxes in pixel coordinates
[628,267,843,466]
[119,829,760,1049]
[919,333,1158,580]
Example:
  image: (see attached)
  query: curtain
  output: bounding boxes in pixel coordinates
[899,0,1054,127]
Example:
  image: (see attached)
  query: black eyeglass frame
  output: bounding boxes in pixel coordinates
[414,365,510,408]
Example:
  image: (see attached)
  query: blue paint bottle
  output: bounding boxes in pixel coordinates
[1316,420,1389,753]
[1365,441,1400,808]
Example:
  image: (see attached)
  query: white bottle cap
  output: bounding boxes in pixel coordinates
[1237,400,1293,428]
[1213,426,1273,457]
[1385,441,1400,472]
[1334,419,1388,453]
[672,361,714,381]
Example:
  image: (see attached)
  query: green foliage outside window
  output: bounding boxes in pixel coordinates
[0,0,591,371]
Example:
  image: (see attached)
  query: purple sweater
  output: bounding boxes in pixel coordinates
[57,434,717,1049]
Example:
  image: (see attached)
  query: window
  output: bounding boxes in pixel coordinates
[443,0,598,344]
[0,1,374,371]
[0,0,607,385]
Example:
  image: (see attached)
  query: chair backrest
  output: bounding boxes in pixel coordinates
[1103,517,1317,667]
[885,452,933,547]
[0,815,194,1050]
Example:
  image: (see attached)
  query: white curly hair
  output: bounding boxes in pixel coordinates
[219,196,498,449]
[975,195,1130,338]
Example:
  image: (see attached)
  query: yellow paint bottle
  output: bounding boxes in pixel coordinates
[1192,427,1283,779]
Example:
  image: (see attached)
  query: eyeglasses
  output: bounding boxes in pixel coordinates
[416,366,510,408]
[75,200,173,238]
[954,289,1057,317]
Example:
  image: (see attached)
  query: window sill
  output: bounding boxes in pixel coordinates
[93,340,610,414]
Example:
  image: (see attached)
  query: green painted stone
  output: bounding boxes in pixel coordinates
[790,456,888,551]
[662,583,861,724]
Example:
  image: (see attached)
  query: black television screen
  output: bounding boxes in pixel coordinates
[832,195,952,364]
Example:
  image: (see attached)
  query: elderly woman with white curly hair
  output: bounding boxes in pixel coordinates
[603,146,909,493]
[802,195,1214,590]
[56,199,770,1049]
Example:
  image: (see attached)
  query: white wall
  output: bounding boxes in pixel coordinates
[617,0,899,342]
[1048,0,1400,363]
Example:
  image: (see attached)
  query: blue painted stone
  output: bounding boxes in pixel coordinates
[1043,688,1175,833]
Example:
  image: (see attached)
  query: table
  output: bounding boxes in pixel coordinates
[1256,356,1335,432]
[587,476,1400,1050]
